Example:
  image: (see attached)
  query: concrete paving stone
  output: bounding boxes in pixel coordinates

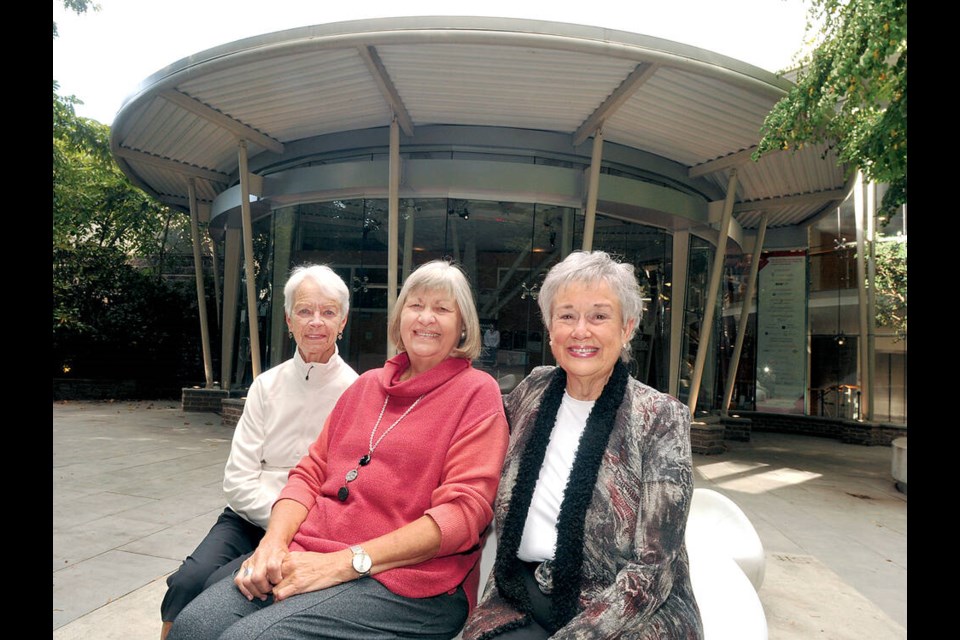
[759,553,905,640]
[119,508,224,561]
[53,490,157,529]
[53,549,180,630]
[112,485,228,527]
[77,461,226,500]
[54,514,170,569]
[53,576,169,640]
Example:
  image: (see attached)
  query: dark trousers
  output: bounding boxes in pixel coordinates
[493,562,554,639]
[160,507,265,622]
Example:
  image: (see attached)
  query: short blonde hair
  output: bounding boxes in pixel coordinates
[388,260,482,361]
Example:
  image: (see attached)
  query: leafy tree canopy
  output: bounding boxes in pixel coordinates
[54,0,98,38]
[755,0,906,225]
[53,84,175,260]
[872,239,906,338]
[54,71,209,390]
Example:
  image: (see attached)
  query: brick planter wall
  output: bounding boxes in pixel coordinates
[222,398,246,428]
[181,387,246,413]
[691,416,726,455]
[732,411,906,446]
[720,415,752,442]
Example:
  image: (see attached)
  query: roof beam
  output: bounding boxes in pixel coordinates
[158,89,285,155]
[734,188,851,212]
[357,45,415,136]
[114,146,232,184]
[688,146,757,178]
[573,62,659,146]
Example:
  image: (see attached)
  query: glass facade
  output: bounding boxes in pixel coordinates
[807,188,907,423]
[228,195,694,396]
[218,155,903,426]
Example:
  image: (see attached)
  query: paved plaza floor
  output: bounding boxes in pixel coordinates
[53,399,906,639]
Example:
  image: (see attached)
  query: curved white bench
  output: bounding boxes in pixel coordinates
[468,489,768,640]
[686,488,765,590]
[687,549,768,640]
[891,437,907,494]
[685,488,767,640]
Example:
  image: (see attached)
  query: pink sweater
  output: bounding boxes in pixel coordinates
[277,353,509,611]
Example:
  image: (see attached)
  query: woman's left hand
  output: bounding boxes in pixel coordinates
[271,549,354,601]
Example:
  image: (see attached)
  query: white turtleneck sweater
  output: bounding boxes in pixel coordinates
[222,347,358,528]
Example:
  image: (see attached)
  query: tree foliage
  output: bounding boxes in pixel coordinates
[53,79,210,392]
[755,0,906,224]
[53,243,204,389]
[872,239,906,338]
[53,0,98,38]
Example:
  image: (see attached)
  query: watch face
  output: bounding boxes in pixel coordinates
[353,551,372,574]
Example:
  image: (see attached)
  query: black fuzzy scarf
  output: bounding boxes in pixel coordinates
[492,360,629,632]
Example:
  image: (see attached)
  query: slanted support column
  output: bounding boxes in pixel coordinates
[722,214,767,414]
[688,169,738,417]
[221,228,241,390]
[387,116,400,359]
[854,171,874,420]
[238,140,262,379]
[668,230,690,400]
[206,219,221,331]
[187,179,214,388]
[581,128,603,251]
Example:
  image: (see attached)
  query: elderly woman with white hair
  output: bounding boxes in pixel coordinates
[160,264,358,639]
[463,250,703,639]
[168,259,509,640]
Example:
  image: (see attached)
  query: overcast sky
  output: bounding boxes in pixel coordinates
[52,0,813,125]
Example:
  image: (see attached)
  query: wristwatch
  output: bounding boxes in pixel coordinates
[350,545,372,576]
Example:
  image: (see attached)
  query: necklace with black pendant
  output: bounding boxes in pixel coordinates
[338,393,425,502]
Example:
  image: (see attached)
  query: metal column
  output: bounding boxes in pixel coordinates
[387,117,400,359]
[581,129,603,251]
[854,171,874,420]
[238,140,262,379]
[187,179,214,388]
[220,228,241,389]
[687,169,738,416]
[721,214,767,414]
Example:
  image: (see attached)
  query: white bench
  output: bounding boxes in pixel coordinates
[467,488,767,639]
[685,488,768,639]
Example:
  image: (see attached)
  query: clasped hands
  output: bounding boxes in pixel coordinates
[235,541,353,602]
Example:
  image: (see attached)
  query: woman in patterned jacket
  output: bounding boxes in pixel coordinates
[462,250,703,639]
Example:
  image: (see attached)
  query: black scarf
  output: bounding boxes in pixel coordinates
[492,360,630,632]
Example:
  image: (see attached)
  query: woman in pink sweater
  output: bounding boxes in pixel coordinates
[168,260,510,640]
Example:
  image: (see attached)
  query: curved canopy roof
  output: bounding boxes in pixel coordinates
[110,16,851,231]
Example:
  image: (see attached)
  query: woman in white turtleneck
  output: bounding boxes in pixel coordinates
[159,264,358,640]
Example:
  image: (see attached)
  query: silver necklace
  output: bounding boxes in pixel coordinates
[338,394,425,502]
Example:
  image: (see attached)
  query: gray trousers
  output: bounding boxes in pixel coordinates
[167,571,468,640]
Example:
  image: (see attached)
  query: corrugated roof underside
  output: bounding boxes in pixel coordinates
[176,49,393,142]
[606,67,777,166]
[126,160,223,203]
[377,43,639,131]
[118,97,241,172]
[729,143,847,201]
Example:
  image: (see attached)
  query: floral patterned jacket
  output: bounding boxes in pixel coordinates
[462,365,703,639]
